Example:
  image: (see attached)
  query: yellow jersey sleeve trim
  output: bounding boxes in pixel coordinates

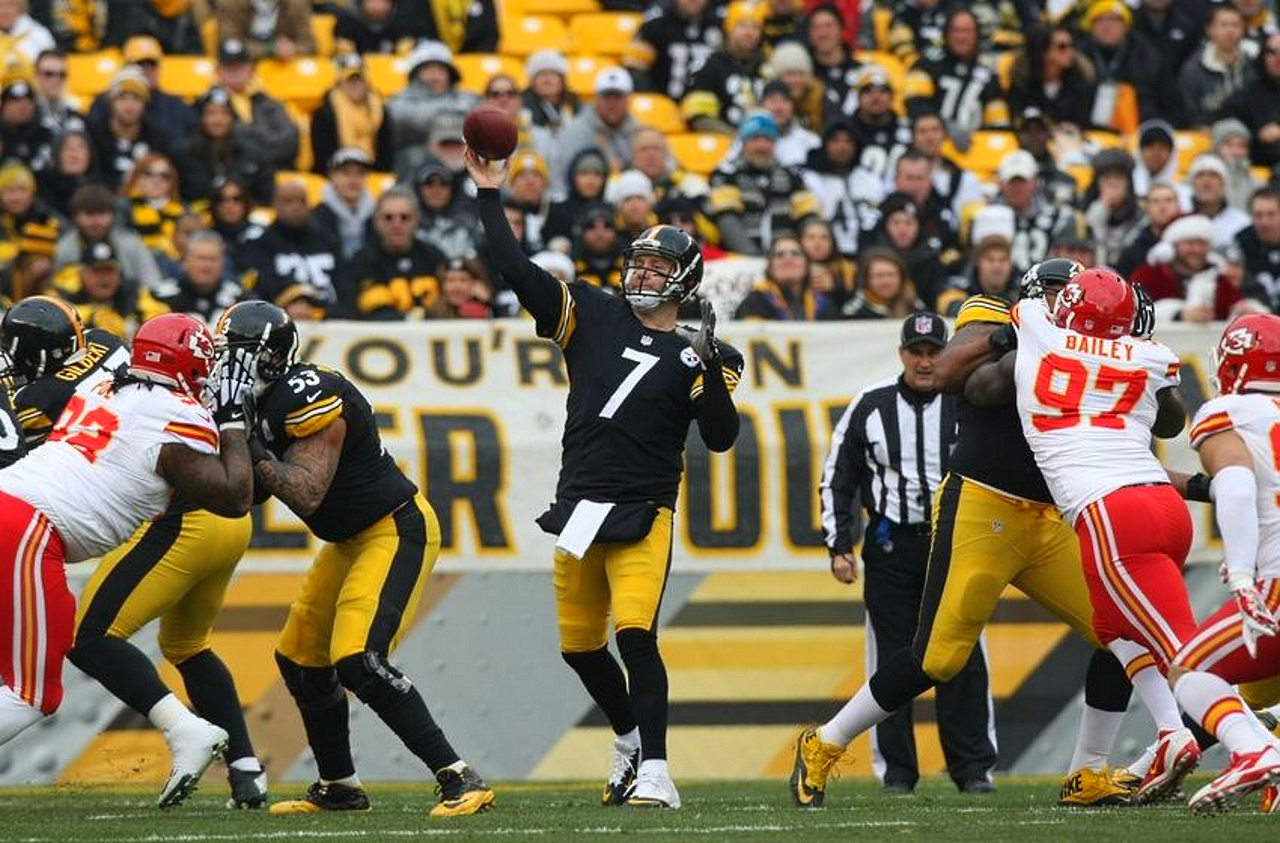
[284,397,344,439]
[954,295,1012,329]
[552,280,577,348]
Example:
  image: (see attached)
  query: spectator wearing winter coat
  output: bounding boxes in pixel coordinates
[216,0,316,60]
[86,37,195,156]
[1131,119,1187,201]
[1006,24,1097,130]
[1131,213,1258,323]
[1186,153,1251,247]
[213,39,300,171]
[54,184,162,293]
[175,86,274,205]
[1224,30,1280,167]
[311,53,395,174]
[549,69,639,200]
[800,118,882,259]
[386,41,479,158]
[411,156,478,260]
[521,50,580,136]
[1083,148,1144,266]
[1178,4,1255,128]
[1116,181,1183,277]
[1211,117,1262,211]
[311,148,377,261]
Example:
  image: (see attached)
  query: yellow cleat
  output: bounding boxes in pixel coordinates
[1110,769,1142,792]
[1059,767,1132,807]
[268,781,371,814]
[430,766,495,817]
[789,726,845,809]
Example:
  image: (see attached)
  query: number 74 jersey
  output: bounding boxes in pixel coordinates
[1011,297,1179,523]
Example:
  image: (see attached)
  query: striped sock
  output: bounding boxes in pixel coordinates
[1173,671,1270,755]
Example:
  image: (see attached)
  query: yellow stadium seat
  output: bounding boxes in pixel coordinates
[365,53,408,97]
[568,12,643,57]
[945,130,1018,178]
[455,53,527,94]
[201,17,217,56]
[629,92,684,133]
[1253,165,1272,184]
[366,171,396,198]
[158,55,217,99]
[668,132,731,175]
[566,55,619,96]
[1085,129,1122,149]
[257,58,334,112]
[500,15,571,57]
[1066,164,1092,193]
[311,13,336,57]
[506,0,600,15]
[1174,129,1212,177]
[67,51,121,99]
[275,170,326,206]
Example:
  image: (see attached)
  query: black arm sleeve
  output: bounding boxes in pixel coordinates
[695,364,739,452]
[477,187,574,335]
[820,401,867,556]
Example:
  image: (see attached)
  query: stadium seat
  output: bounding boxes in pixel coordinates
[568,12,643,57]
[500,15,571,57]
[67,51,121,99]
[1085,130,1122,150]
[1173,129,1212,177]
[944,130,1017,178]
[158,55,216,99]
[455,53,527,94]
[668,132,731,175]
[201,17,217,56]
[1066,164,1092,193]
[257,58,334,112]
[312,13,336,57]
[505,0,601,16]
[366,171,396,198]
[629,92,684,133]
[566,55,619,96]
[365,53,409,97]
[275,170,326,206]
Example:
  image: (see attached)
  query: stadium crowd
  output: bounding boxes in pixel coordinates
[0,0,1275,332]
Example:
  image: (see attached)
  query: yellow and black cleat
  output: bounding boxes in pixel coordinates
[1059,768,1132,807]
[789,727,845,809]
[431,766,495,817]
[269,781,371,814]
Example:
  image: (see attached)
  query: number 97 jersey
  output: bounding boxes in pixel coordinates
[1011,297,1179,523]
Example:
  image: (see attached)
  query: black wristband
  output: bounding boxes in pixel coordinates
[988,324,1018,355]
[1185,472,1213,503]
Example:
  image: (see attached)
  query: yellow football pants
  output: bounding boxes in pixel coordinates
[75,508,253,664]
[277,494,441,667]
[916,474,1100,682]
[555,507,674,653]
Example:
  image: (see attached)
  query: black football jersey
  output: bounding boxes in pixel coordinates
[633,5,724,100]
[906,51,1006,133]
[539,285,744,510]
[255,363,417,542]
[12,328,128,447]
[685,50,763,127]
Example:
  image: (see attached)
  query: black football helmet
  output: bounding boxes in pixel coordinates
[621,225,704,311]
[1131,282,1156,339]
[1019,258,1083,300]
[215,300,298,388]
[0,296,86,384]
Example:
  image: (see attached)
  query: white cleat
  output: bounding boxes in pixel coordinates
[1135,728,1200,804]
[625,766,681,809]
[1188,745,1280,815]
[158,718,229,810]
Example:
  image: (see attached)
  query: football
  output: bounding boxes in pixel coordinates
[463,105,519,161]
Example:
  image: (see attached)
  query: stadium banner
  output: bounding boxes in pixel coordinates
[241,318,1226,572]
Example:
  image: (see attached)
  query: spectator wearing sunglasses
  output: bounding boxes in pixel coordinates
[208,177,263,277]
[33,49,82,137]
[480,73,547,158]
[342,186,447,320]
[313,147,378,261]
[734,234,835,320]
[121,152,188,262]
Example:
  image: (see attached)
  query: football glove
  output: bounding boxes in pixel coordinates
[211,348,256,430]
[1184,472,1213,503]
[1132,284,1156,340]
[1226,571,1278,658]
[692,299,721,367]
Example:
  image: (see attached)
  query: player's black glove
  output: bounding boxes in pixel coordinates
[988,323,1018,355]
[211,348,256,431]
[238,391,273,464]
[1185,472,1213,503]
[692,299,721,367]
[1132,283,1156,340]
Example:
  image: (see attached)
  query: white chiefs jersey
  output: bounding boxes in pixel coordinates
[1190,393,1280,579]
[0,381,218,562]
[1012,297,1180,523]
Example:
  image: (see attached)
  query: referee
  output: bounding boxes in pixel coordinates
[818,312,997,794]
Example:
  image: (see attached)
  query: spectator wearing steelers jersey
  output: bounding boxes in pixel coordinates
[624,0,724,102]
[53,238,168,339]
[342,186,446,319]
[121,152,188,262]
[904,8,1009,147]
[0,161,59,273]
[681,0,766,133]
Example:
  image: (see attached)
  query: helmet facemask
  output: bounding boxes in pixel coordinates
[622,247,698,311]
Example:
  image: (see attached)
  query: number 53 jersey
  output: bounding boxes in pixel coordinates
[1011,297,1179,523]
[0,383,219,563]
[540,284,744,512]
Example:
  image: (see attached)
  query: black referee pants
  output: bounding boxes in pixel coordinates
[861,524,997,789]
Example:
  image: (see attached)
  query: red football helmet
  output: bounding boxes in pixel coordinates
[1214,313,1280,394]
[130,313,216,398]
[1051,268,1135,339]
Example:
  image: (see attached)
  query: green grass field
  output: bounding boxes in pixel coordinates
[0,778,1274,842]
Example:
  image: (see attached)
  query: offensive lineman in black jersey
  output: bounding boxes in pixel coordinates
[467,146,743,809]
[219,301,494,818]
[0,297,268,811]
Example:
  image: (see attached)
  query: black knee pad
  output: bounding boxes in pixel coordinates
[616,628,661,667]
[275,651,344,711]
[335,651,413,701]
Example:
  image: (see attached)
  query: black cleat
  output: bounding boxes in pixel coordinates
[602,745,640,806]
[269,781,371,814]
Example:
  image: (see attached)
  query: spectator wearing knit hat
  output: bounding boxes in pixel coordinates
[216,0,316,60]
[1131,119,1185,199]
[545,148,608,246]
[1223,30,1280,167]
[1132,213,1259,322]
[311,53,394,175]
[0,161,58,273]
[801,118,883,258]
[334,0,417,54]
[842,66,912,182]
[1075,0,1173,130]
[1083,148,1143,266]
[1186,153,1251,247]
[0,76,52,172]
[85,67,168,190]
[410,156,477,260]
[214,39,300,170]
[550,69,638,194]
[521,50,579,135]
[1178,3,1255,129]
[623,0,724,102]
[606,169,657,244]
[682,0,766,133]
[86,38,195,155]
[1212,117,1262,210]
[764,41,825,132]
[175,86,274,205]
[386,40,479,158]
[504,149,550,252]
[1236,185,1280,311]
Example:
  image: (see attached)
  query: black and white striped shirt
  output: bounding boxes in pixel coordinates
[820,376,957,554]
